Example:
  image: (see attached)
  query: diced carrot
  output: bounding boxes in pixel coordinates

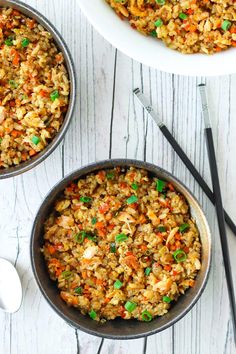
[186,8,194,15]
[175,233,182,240]
[29,149,37,156]
[98,202,110,214]
[172,270,179,276]
[104,297,111,304]
[95,221,105,229]
[215,46,222,52]
[72,297,78,305]
[126,251,133,256]
[97,228,106,237]
[48,245,56,255]
[119,182,128,189]
[39,90,49,98]
[138,214,147,224]
[124,255,139,270]
[230,27,236,34]
[96,279,104,285]
[11,130,21,138]
[232,41,236,47]
[12,50,20,65]
[175,240,181,248]
[107,224,115,231]
[183,246,189,253]
[139,244,147,251]
[189,279,195,287]
[21,152,28,161]
[164,265,172,271]
[170,244,177,251]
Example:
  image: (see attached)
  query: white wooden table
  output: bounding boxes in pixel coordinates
[1,1,236,353]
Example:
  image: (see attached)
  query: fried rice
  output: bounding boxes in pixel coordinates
[42,167,201,322]
[0,7,69,169]
[106,0,236,54]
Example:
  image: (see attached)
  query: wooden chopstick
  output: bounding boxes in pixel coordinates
[199,84,236,345]
[133,88,236,237]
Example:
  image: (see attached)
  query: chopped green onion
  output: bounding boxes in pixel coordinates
[173,249,187,263]
[222,20,231,31]
[115,233,128,242]
[127,195,138,204]
[74,287,83,295]
[179,12,188,20]
[50,90,59,101]
[91,217,97,225]
[86,234,97,242]
[131,183,138,190]
[0,138,2,144]
[179,223,189,233]
[61,270,72,279]
[158,226,166,233]
[106,172,114,179]
[110,242,116,253]
[4,37,13,46]
[150,30,157,37]
[31,136,40,145]
[155,19,163,27]
[74,231,86,243]
[124,301,137,313]
[114,280,123,289]
[141,310,153,322]
[21,38,30,47]
[80,196,92,203]
[162,296,172,303]
[145,267,151,276]
[156,179,166,192]
[156,0,165,4]
[89,310,97,320]
[9,80,18,89]
[115,0,126,3]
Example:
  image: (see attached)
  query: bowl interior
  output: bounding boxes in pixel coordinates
[77,0,236,76]
[0,0,76,179]
[31,159,211,339]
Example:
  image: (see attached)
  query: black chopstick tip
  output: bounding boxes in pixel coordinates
[133,88,140,95]
[198,83,206,87]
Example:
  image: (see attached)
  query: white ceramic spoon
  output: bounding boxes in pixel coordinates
[0,258,22,313]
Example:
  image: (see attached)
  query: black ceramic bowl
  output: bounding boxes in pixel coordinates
[30,159,211,339]
[0,0,76,179]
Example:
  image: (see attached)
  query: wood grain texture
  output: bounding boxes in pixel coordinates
[1,1,236,353]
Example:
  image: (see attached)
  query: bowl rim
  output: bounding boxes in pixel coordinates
[0,0,76,179]
[30,158,212,339]
[77,0,236,77]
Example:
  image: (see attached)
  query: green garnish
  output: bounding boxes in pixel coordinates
[106,172,114,179]
[179,12,188,20]
[156,179,166,192]
[110,242,116,253]
[158,226,166,233]
[4,37,13,46]
[162,296,172,303]
[0,138,2,144]
[150,30,157,37]
[50,90,59,101]
[21,38,30,47]
[61,270,72,279]
[74,231,86,243]
[9,80,18,89]
[114,280,123,289]
[80,196,92,203]
[156,0,165,4]
[89,310,97,320]
[125,301,137,313]
[145,267,151,276]
[115,233,128,242]
[74,287,83,295]
[222,20,231,31]
[131,183,138,190]
[155,19,163,27]
[127,195,138,204]
[31,136,40,145]
[141,310,153,322]
[173,249,187,263]
[179,223,189,233]
[86,234,97,242]
[91,217,97,225]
